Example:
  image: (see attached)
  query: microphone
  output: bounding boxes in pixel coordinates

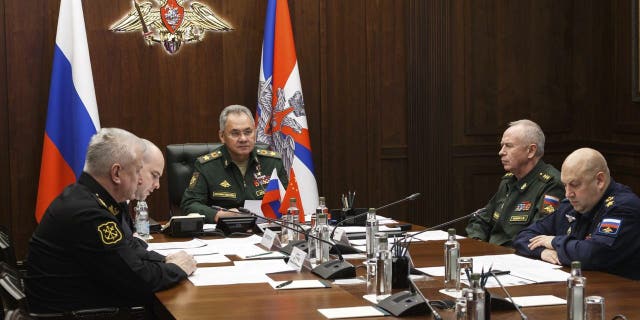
[330,193,422,239]
[391,207,486,253]
[237,207,309,255]
[490,271,528,320]
[239,208,356,280]
[376,275,442,319]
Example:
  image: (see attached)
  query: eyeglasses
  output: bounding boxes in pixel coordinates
[225,129,255,139]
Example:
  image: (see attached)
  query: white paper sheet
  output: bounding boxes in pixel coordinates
[317,306,387,319]
[234,259,296,274]
[147,238,207,250]
[268,280,330,290]
[188,266,271,286]
[508,295,566,307]
[405,230,465,241]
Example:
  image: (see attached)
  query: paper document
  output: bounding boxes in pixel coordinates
[508,295,566,307]
[189,266,271,286]
[269,280,330,290]
[234,259,296,274]
[406,230,465,241]
[147,238,206,250]
[318,306,388,319]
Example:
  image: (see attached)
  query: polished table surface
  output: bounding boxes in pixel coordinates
[151,232,640,320]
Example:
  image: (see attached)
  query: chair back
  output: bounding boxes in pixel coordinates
[165,143,222,216]
[0,226,18,269]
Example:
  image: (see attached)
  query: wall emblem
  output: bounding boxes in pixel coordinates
[110,0,233,54]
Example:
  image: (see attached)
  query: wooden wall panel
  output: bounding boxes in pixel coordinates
[0,0,9,230]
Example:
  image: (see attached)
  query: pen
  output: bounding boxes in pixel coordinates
[491,270,510,276]
[276,280,293,289]
[246,252,271,258]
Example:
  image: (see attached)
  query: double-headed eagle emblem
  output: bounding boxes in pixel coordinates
[110,0,233,54]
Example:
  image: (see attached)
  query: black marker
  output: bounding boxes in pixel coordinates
[491,270,510,276]
[276,280,293,289]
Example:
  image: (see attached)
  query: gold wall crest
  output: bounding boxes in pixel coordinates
[110,0,233,54]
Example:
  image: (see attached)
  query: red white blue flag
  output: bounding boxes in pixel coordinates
[256,0,318,221]
[261,168,286,219]
[35,0,100,222]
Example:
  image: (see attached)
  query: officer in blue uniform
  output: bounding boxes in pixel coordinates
[513,148,640,280]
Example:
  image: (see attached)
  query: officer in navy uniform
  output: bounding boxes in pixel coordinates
[180,105,288,223]
[26,128,196,313]
[466,120,565,246]
[513,148,640,280]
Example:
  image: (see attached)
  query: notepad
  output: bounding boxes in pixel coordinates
[507,295,566,307]
[318,306,388,319]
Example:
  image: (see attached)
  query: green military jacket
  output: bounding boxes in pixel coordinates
[465,160,565,246]
[180,145,289,223]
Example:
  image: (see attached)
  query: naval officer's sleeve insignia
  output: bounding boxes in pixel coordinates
[97,221,123,245]
[188,172,200,189]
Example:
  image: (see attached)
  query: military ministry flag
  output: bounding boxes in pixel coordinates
[35,0,100,222]
[256,0,318,221]
[261,168,286,219]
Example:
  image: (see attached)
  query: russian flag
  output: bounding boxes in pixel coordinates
[35,0,100,222]
[256,0,318,221]
[261,168,286,219]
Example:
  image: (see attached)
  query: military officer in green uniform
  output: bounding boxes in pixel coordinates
[466,120,565,246]
[181,105,289,223]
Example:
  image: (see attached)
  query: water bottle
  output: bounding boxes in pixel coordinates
[375,233,392,301]
[444,228,460,290]
[365,208,379,260]
[287,198,301,240]
[567,261,586,320]
[466,273,485,320]
[134,200,149,241]
[309,198,330,264]
[280,209,291,246]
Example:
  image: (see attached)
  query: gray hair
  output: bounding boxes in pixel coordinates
[219,105,254,131]
[508,119,545,157]
[83,128,145,177]
[140,138,160,163]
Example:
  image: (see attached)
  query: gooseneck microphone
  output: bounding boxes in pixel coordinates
[491,272,528,320]
[330,193,422,239]
[390,207,486,252]
[238,208,356,279]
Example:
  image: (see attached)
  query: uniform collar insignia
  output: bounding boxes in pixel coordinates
[605,196,615,208]
[565,214,576,223]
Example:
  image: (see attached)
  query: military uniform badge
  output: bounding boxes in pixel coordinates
[110,0,234,54]
[514,201,532,212]
[542,195,560,214]
[219,180,231,188]
[188,172,200,189]
[605,196,615,208]
[97,221,123,245]
[597,218,621,235]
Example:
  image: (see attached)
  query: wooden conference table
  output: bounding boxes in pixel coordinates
[151,230,640,320]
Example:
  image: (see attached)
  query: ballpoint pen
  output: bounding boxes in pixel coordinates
[246,252,272,258]
[276,280,293,289]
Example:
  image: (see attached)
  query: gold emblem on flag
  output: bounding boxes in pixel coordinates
[110,0,234,54]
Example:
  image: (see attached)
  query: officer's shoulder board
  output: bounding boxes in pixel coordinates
[502,172,514,179]
[198,150,222,164]
[538,171,555,183]
[256,149,281,159]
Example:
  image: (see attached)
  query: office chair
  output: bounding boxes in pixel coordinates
[0,262,146,320]
[0,226,18,268]
[165,143,223,216]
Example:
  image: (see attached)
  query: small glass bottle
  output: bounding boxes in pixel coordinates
[444,228,460,291]
[567,261,586,320]
[466,273,485,320]
[134,200,149,241]
[287,198,300,240]
[365,208,379,260]
[375,233,392,301]
[315,204,330,264]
